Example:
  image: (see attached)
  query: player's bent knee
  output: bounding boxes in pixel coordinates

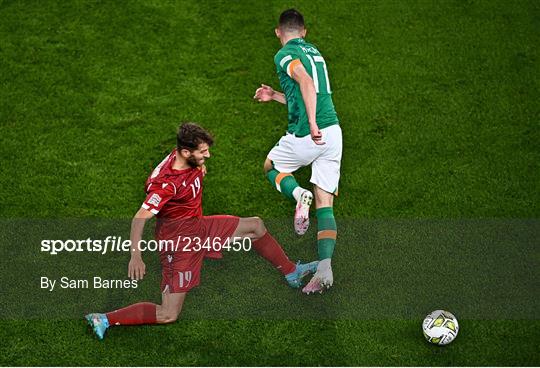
[263,158,273,173]
[157,294,185,324]
[257,217,268,237]
[235,217,267,239]
[252,216,262,225]
[249,217,266,239]
[159,310,180,324]
[162,316,178,324]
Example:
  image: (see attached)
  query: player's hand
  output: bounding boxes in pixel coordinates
[128,256,146,280]
[253,84,275,102]
[310,126,325,145]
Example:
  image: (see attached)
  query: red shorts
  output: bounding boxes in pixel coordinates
[159,215,239,293]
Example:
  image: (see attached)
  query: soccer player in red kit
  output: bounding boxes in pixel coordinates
[85,123,318,339]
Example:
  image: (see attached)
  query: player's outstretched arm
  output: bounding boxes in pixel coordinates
[254,84,286,104]
[128,207,154,281]
[291,64,324,145]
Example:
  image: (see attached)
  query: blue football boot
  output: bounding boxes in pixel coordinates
[285,261,319,288]
[85,313,110,340]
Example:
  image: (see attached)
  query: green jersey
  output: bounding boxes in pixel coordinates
[274,38,339,137]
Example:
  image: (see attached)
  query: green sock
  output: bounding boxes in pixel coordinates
[316,207,337,260]
[266,168,299,201]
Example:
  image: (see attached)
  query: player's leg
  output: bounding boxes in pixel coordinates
[156,291,187,323]
[264,158,306,203]
[231,216,318,288]
[265,133,318,235]
[302,186,337,294]
[86,248,198,340]
[264,158,313,236]
[85,292,186,340]
[302,125,342,294]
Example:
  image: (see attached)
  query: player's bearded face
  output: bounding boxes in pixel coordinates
[187,143,210,168]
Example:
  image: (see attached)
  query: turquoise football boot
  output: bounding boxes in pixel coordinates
[285,261,319,288]
[85,313,110,340]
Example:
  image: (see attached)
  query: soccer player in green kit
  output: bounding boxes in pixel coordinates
[254,9,342,294]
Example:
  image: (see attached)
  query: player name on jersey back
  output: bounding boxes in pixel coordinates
[274,37,339,137]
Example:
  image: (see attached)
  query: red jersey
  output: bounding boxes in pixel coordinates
[141,150,204,238]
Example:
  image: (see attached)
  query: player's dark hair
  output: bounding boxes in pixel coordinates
[278,8,305,32]
[177,122,214,151]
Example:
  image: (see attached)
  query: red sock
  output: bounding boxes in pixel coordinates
[106,302,157,326]
[252,231,296,275]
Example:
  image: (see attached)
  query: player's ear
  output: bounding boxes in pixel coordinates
[179,148,191,158]
[301,28,307,38]
[275,28,280,38]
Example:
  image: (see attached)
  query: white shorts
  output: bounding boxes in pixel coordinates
[267,124,342,194]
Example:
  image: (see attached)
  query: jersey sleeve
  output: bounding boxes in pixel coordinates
[141,182,176,215]
[274,49,303,78]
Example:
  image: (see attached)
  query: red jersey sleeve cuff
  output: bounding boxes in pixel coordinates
[141,203,159,215]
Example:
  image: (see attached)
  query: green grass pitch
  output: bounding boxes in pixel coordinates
[0,0,539,366]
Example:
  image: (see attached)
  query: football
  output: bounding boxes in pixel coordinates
[422,310,459,345]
